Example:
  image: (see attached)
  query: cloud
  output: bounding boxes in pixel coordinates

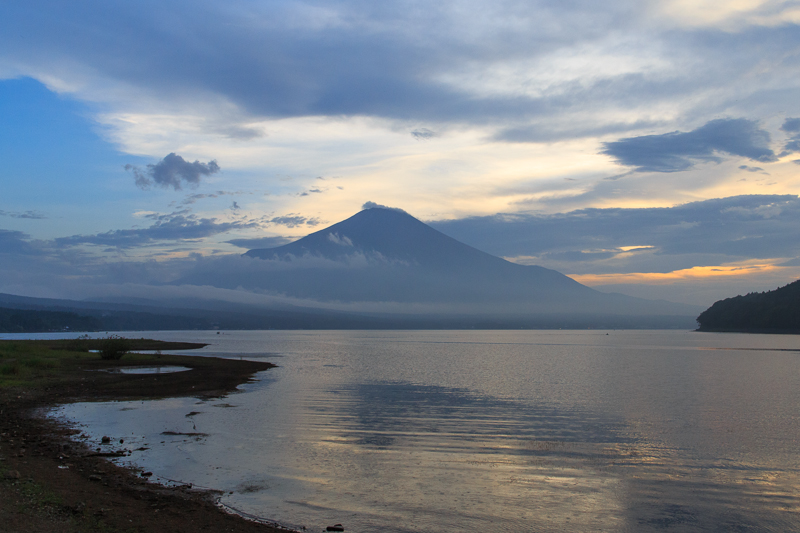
[411,128,437,140]
[784,139,800,154]
[780,117,800,155]
[6,1,800,142]
[494,120,660,144]
[601,119,777,172]
[54,213,258,249]
[226,236,293,250]
[180,191,243,205]
[298,188,324,196]
[126,153,220,190]
[327,232,353,246]
[738,165,764,173]
[0,210,47,219]
[0,229,42,255]
[268,215,321,228]
[430,194,800,275]
[781,118,800,133]
[362,201,406,213]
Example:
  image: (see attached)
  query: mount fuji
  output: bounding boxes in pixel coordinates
[178,207,699,326]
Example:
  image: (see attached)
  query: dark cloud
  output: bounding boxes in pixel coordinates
[781,118,800,133]
[430,195,800,274]
[601,119,777,172]
[5,2,800,140]
[54,213,257,249]
[126,153,220,190]
[783,139,800,153]
[780,118,800,155]
[411,128,436,140]
[0,229,41,255]
[226,236,293,249]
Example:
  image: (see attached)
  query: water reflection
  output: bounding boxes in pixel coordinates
[295,381,637,532]
[49,330,800,532]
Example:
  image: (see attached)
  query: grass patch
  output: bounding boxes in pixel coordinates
[0,342,70,388]
[0,338,208,390]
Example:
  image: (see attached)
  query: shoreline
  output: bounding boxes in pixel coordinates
[0,339,293,532]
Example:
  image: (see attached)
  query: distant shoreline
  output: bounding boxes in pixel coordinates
[696,327,800,335]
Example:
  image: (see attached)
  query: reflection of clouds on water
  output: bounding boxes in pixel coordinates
[623,458,800,531]
[47,331,800,533]
[322,380,632,447]
[303,381,634,531]
[311,381,800,532]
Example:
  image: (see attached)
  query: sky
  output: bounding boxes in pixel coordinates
[2,0,800,308]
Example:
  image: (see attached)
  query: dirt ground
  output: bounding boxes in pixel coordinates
[0,344,293,533]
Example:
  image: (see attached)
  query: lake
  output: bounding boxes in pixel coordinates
[41,330,800,532]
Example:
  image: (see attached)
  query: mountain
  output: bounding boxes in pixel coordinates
[0,208,701,330]
[207,207,700,324]
[696,280,800,333]
[241,207,586,305]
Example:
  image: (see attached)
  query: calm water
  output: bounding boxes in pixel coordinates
[39,330,800,532]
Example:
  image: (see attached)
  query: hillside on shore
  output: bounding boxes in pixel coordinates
[696,279,800,333]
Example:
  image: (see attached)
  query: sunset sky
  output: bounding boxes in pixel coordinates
[3,1,800,307]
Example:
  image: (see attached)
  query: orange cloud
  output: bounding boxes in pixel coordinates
[572,261,787,286]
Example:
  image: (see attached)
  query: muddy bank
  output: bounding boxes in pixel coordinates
[0,340,292,532]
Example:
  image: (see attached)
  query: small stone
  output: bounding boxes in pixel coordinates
[88,474,102,482]
[101,436,111,444]
[5,470,21,480]
[140,471,152,478]
[326,524,345,532]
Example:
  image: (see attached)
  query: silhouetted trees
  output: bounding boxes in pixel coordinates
[696,280,800,332]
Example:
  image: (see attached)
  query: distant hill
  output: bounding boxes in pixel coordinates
[0,294,217,332]
[696,280,800,333]
[0,307,102,333]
